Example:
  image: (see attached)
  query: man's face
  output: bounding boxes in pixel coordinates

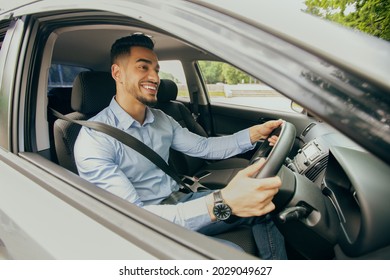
[115,46,160,106]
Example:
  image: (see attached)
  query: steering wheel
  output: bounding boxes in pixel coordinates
[250,121,296,209]
[250,121,296,178]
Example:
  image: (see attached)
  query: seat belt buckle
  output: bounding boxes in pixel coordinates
[191,112,199,121]
[193,170,211,181]
[181,175,209,192]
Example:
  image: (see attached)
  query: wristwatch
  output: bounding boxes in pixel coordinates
[212,190,232,221]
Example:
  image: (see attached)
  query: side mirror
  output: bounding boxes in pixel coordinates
[291,101,307,114]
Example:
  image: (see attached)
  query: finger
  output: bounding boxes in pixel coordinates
[241,158,266,177]
[269,138,278,146]
[267,119,283,129]
[245,200,276,217]
[254,176,282,190]
[268,135,278,143]
[258,201,276,216]
[261,196,275,206]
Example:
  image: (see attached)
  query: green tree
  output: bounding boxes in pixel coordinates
[221,63,250,84]
[198,61,223,84]
[304,0,390,41]
[198,61,254,84]
[159,71,179,83]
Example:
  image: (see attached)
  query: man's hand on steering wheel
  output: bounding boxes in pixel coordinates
[249,119,283,144]
[206,120,296,219]
[250,121,295,178]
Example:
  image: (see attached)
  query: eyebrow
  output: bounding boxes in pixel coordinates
[136,58,160,70]
[136,58,152,64]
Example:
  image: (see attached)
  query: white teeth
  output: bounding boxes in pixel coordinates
[143,85,156,90]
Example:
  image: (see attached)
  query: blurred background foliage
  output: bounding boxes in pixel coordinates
[304,0,390,41]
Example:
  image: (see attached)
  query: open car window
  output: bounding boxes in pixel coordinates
[197,61,296,113]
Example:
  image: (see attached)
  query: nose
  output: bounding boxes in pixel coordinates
[148,69,160,83]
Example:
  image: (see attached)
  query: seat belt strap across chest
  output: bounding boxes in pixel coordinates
[50,108,194,193]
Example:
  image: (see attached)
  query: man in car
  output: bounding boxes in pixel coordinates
[74,34,287,259]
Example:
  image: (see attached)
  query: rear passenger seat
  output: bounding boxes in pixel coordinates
[47,87,73,163]
[48,87,73,114]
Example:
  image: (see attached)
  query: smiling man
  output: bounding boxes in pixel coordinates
[74,34,287,259]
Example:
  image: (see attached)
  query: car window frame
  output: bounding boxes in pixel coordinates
[0,18,24,151]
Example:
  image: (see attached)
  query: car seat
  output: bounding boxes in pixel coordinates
[53,71,116,173]
[156,79,249,189]
[47,87,73,163]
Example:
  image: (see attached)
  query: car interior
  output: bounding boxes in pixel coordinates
[31,17,269,257]
[20,11,390,259]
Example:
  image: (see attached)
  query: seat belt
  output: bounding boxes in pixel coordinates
[191,86,199,122]
[49,108,202,193]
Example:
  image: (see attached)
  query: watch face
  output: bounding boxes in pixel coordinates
[213,203,232,221]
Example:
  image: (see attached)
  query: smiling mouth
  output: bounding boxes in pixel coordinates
[143,85,157,90]
[141,83,158,93]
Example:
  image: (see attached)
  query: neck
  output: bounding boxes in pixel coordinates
[115,94,147,125]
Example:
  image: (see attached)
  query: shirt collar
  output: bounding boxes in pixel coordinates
[109,97,155,130]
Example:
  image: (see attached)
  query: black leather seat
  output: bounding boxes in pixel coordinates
[156,79,249,189]
[53,71,116,173]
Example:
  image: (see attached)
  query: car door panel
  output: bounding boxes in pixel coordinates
[0,151,158,259]
[209,103,311,137]
[4,151,253,259]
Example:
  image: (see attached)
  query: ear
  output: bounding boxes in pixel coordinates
[111,64,122,84]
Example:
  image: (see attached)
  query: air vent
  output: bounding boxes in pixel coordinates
[302,122,316,137]
[305,155,328,181]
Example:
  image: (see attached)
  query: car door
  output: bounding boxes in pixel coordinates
[0,4,256,260]
[0,16,155,260]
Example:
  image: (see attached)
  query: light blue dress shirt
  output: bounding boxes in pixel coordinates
[74,97,254,230]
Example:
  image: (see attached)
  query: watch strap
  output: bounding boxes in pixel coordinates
[213,190,224,204]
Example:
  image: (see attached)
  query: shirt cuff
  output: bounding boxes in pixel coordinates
[177,197,212,231]
[234,128,256,151]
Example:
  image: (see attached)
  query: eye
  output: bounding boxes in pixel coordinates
[139,64,148,71]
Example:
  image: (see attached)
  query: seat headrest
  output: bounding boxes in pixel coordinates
[71,71,116,114]
[157,79,178,103]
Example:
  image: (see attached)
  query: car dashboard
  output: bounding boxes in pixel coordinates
[280,121,390,259]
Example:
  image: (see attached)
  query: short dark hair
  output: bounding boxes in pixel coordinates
[110,34,155,64]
